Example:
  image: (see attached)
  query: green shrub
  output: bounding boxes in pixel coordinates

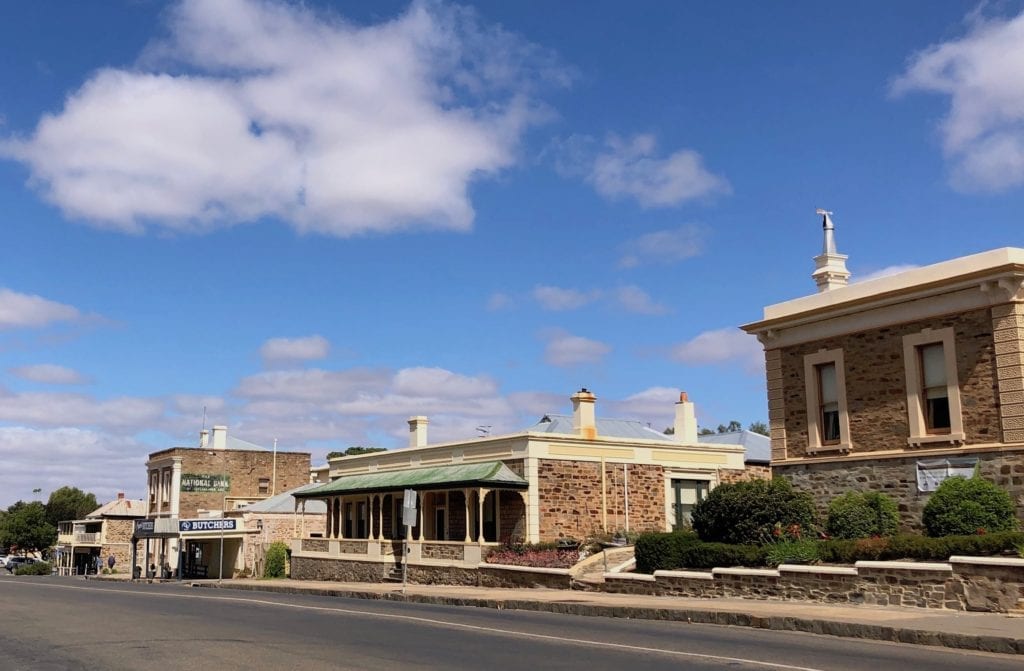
[263,541,289,578]
[826,491,899,540]
[675,542,765,569]
[764,539,819,567]
[922,475,1017,537]
[816,531,1024,563]
[15,561,51,576]
[691,478,818,545]
[634,531,701,573]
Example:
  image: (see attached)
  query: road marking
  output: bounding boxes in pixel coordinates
[1,581,824,670]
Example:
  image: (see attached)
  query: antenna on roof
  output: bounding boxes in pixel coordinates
[201,405,207,431]
[476,425,491,437]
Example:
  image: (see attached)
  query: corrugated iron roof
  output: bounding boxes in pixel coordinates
[526,414,675,442]
[698,430,771,462]
[86,498,146,518]
[240,484,327,513]
[296,461,527,498]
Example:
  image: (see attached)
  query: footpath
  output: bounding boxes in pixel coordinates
[189,577,1024,655]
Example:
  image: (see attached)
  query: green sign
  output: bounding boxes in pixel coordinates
[180,473,230,492]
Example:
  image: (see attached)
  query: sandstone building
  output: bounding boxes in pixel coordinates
[54,493,145,575]
[742,213,1024,528]
[291,389,760,580]
[140,426,310,578]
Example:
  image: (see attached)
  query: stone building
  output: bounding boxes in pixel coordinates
[742,212,1024,529]
[228,484,326,578]
[292,389,759,580]
[140,426,311,578]
[54,493,145,575]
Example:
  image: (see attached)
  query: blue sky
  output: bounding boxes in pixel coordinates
[2,0,1024,506]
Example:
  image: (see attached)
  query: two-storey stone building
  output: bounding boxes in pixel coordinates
[54,493,145,575]
[142,426,310,578]
[742,213,1024,528]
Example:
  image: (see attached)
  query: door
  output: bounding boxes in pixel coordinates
[672,479,710,529]
[434,507,446,541]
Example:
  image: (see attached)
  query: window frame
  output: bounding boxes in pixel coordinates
[902,328,965,446]
[803,348,852,453]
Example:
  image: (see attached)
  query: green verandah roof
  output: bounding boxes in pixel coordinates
[294,461,528,498]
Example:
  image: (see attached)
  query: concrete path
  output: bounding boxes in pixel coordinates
[191,577,1024,655]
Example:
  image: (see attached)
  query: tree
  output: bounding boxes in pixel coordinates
[698,427,715,436]
[0,501,56,554]
[748,422,769,436]
[45,486,99,527]
[325,446,388,460]
[716,420,743,434]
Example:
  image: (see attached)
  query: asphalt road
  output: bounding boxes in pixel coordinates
[0,576,1020,671]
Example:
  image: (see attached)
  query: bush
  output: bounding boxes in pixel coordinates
[922,475,1018,537]
[263,541,289,578]
[15,561,51,576]
[826,491,899,540]
[817,531,1024,563]
[634,531,701,573]
[691,478,818,545]
[675,542,765,570]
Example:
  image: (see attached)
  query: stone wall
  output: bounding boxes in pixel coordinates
[148,448,310,518]
[243,511,325,574]
[537,460,665,540]
[422,543,464,561]
[601,557,1024,613]
[774,307,1000,460]
[497,491,526,544]
[100,518,141,571]
[720,464,771,484]
[292,555,388,582]
[291,555,572,589]
[302,538,329,553]
[775,448,1024,530]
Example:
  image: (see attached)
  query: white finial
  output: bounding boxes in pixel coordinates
[811,208,849,292]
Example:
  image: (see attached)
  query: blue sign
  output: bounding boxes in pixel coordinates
[179,518,237,533]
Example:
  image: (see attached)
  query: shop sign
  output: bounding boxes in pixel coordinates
[180,473,231,492]
[179,518,237,532]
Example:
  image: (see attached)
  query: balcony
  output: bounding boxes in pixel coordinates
[73,532,101,545]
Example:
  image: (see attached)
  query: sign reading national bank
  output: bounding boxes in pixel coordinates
[180,473,230,492]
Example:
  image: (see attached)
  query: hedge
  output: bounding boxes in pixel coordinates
[826,491,899,540]
[634,531,701,573]
[264,541,289,578]
[15,561,52,576]
[922,475,1018,537]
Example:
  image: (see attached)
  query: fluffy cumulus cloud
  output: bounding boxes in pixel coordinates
[614,285,669,315]
[260,334,330,364]
[532,285,600,311]
[1,0,567,236]
[618,225,706,269]
[555,133,729,207]
[542,330,611,367]
[9,364,89,385]
[0,288,81,329]
[671,327,763,373]
[893,9,1024,191]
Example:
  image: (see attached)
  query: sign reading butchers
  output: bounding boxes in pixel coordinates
[180,473,230,492]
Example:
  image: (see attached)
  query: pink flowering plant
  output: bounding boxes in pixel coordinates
[485,542,579,569]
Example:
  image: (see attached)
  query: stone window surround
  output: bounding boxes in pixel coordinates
[803,348,852,454]
[902,327,966,446]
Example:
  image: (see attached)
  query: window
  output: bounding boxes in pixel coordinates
[903,328,964,445]
[803,348,851,452]
[149,472,158,506]
[817,363,840,444]
[161,469,171,503]
[258,478,270,495]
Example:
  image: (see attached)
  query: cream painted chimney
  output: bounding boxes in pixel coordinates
[811,209,850,292]
[408,416,429,448]
[211,425,227,450]
[199,429,210,449]
[571,388,597,440]
[674,391,697,443]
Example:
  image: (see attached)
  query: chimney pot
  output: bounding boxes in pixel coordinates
[674,391,697,443]
[570,388,597,439]
[117,492,125,500]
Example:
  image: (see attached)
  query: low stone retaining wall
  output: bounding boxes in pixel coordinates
[600,556,1024,613]
[291,554,571,589]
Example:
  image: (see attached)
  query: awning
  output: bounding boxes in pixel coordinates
[295,461,528,498]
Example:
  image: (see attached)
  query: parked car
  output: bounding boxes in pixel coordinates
[4,556,38,573]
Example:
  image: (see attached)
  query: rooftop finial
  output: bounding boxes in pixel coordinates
[811,208,850,292]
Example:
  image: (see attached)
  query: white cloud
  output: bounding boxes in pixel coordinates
[852,264,920,284]
[671,328,763,373]
[260,334,330,363]
[0,288,81,329]
[0,391,166,429]
[892,10,1024,191]
[393,366,498,399]
[486,292,512,311]
[618,225,705,268]
[235,367,391,402]
[532,285,600,311]
[556,133,729,207]
[1,0,566,236]
[9,364,89,385]
[542,330,611,367]
[614,285,669,315]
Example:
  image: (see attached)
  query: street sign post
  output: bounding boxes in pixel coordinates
[401,489,417,593]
